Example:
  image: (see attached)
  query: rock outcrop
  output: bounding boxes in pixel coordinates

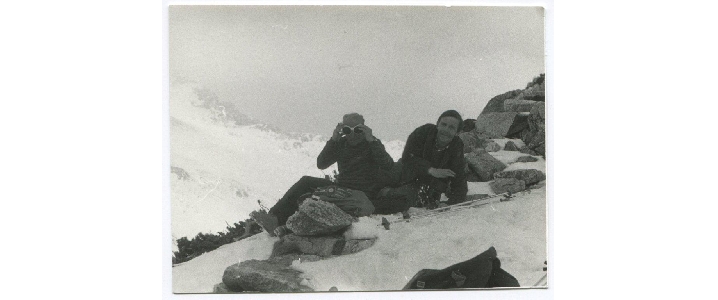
[484,140,502,152]
[474,112,527,139]
[489,178,526,194]
[480,89,523,115]
[458,131,484,153]
[472,74,545,157]
[504,141,520,151]
[503,99,540,112]
[520,102,545,157]
[221,259,315,293]
[519,146,539,156]
[516,156,539,162]
[271,234,346,257]
[493,169,546,186]
[285,199,353,236]
[464,149,507,182]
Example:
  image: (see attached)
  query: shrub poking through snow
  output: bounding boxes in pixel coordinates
[173,220,262,265]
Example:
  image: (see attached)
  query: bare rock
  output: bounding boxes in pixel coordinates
[271,234,346,257]
[480,89,523,114]
[516,156,539,162]
[493,169,546,186]
[464,150,507,182]
[342,239,377,255]
[489,178,526,194]
[484,140,501,152]
[458,131,480,153]
[503,99,540,112]
[475,112,528,138]
[171,166,191,180]
[518,81,545,101]
[519,146,539,156]
[285,199,353,236]
[213,283,236,293]
[504,141,520,151]
[520,102,545,156]
[222,260,313,293]
[466,172,482,182]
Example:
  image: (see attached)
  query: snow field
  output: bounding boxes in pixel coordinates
[172,185,546,292]
[294,186,546,291]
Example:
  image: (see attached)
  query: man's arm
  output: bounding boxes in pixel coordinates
[317,140,340,170]
[401,124,433,175]
[369,140,395,170]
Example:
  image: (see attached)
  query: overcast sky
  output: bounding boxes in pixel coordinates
[169,5,544,141]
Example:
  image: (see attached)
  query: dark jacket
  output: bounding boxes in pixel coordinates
[401,124,468,205]
[317,138,395,199]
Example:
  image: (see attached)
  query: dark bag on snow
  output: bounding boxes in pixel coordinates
[403,246,520,290]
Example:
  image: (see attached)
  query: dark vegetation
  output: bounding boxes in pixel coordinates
[173,219,262,265]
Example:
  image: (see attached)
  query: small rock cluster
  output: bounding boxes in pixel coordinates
[216,200,377,293]
[457,73,546,193]
[469,73,545,156]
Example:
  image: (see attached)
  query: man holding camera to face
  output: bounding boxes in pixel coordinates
[250,113,394,236]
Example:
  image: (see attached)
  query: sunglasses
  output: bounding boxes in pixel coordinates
[341,125,364,135]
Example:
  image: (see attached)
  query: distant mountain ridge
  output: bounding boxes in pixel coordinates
[169,79,405,239]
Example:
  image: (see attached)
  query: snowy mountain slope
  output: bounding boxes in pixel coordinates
[169,80,547,293]
[170,82,405,240]
[172,184,547,293]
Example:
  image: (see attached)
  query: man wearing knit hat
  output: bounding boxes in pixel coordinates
[249,112,395,236]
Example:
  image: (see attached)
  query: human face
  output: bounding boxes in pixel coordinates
[436,116,460,147]
[342,118,364,146]
[341,125,364,135]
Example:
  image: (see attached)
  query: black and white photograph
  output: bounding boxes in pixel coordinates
[8,1,718,299]
[168,4,547,294]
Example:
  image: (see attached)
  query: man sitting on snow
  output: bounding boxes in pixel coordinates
[249,113,395,236]
[373,110,468,213]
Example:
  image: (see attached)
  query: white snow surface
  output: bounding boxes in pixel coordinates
[172,186,546,292]
[170,82,547,292]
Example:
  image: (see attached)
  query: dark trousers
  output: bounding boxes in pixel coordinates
[371,183,419,215]
[269,176,333,225]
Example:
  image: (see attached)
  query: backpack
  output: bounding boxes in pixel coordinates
[403,246,520,289]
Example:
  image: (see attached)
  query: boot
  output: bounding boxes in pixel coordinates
[249,210,279,237]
